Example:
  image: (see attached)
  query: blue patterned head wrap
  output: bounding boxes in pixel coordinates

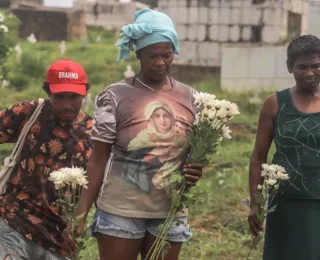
[117,8,179,61]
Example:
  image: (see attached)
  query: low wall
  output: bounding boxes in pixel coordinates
[221,44,295,91]
[11,6,87,41]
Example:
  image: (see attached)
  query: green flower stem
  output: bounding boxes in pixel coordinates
[246,235,262,260]
[149,207,178,260]
[147,185,186,260]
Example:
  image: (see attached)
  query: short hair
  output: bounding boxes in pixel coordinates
[42,82,91,95]
[287,35,320,68]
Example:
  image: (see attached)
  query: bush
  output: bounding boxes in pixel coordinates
[0,10,20,81]
[3,51,47,90]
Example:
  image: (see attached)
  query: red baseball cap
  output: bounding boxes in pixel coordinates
[46,59,87,96]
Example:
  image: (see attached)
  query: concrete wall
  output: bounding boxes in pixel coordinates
[158,0,308,68]
[0,0,11,8]
[85,2,135,30]
[10,0,43,6]
[76,0,148,31]
[308,0,320,38]
[221,44,295,91]
[11,7,87,41]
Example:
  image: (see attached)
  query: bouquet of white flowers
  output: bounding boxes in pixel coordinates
[247,163,289,259]
[146,92,240,259]
[49,167,89,259]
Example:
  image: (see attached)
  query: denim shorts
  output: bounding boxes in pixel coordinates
[90,210,192,242]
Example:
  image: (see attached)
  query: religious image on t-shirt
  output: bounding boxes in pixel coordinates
[123,101,190,195]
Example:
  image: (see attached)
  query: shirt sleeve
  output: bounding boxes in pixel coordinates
[0,100,37,144]
[91,88,117,144]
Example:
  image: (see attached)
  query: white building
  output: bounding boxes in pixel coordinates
[158,0,308,67]
[308,0,320,38]
[158,0,308,91]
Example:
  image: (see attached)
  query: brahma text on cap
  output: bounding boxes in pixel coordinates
[58,72,79,79]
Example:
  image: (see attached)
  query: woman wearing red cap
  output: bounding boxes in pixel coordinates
[0,59,92,259]
[78,9,202,260]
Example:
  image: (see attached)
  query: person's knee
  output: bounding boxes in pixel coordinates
[3,254,13,260]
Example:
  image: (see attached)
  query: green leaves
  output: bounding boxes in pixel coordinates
[254,193,264,205]
[186,120,221,167]
[171,190,181,208]
[161,242,171,258]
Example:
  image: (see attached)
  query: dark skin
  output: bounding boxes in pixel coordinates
[49,91,86,255]
[248,54,320,237]
[76,42,203,260]
[134,42,175,92]
[49,92,86,124]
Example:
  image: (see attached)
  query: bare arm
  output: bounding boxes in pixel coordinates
[78,140,112,219]
[248,94,277,236]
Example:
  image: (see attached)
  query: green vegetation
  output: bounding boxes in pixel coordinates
[0,25,279,259]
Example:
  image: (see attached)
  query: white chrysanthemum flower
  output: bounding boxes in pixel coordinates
[208,110,217,121]
[202,93,216,103]
[229,103,240,116]
[0,13,4,23]
[212,100,223,110]
[274,184,280,190]
[262,163,288,181]
[273,164,286,173]
[0,25,8,33]
[200,108,210,121]
[49,170,66,189]
[218,179,224,185]
[265,179,277,186]
[276,172,289,180]
[60,168,73,183]
[262,164,276,174]
[204,100,217,111]
[193,92,216,105]
[64,167,88,188]
[49,167,88,189]
[71,167,88,188]
[224,102,240,119]
[222,125,232,139]
[257,184,263,190]
[217,107,227,121]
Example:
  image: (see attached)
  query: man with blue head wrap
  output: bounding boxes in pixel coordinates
[77,7,203,260]
[117,8,179,61]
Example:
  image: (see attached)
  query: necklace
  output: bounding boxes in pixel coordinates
[134,76,173,93]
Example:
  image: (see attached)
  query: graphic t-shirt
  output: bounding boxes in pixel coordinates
[92,79,197,218]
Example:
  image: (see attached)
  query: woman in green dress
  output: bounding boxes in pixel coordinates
[248,35,320,260]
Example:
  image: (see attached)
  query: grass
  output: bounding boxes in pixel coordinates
[0,26,277,260]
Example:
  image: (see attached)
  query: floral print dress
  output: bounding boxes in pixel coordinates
[0,99,93,256]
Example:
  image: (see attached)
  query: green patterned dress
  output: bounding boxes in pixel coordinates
[263,88,320,260]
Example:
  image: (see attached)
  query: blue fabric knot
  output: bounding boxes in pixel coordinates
[117,8,179,61]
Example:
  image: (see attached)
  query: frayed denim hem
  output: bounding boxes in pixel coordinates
[90,216,145,239]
